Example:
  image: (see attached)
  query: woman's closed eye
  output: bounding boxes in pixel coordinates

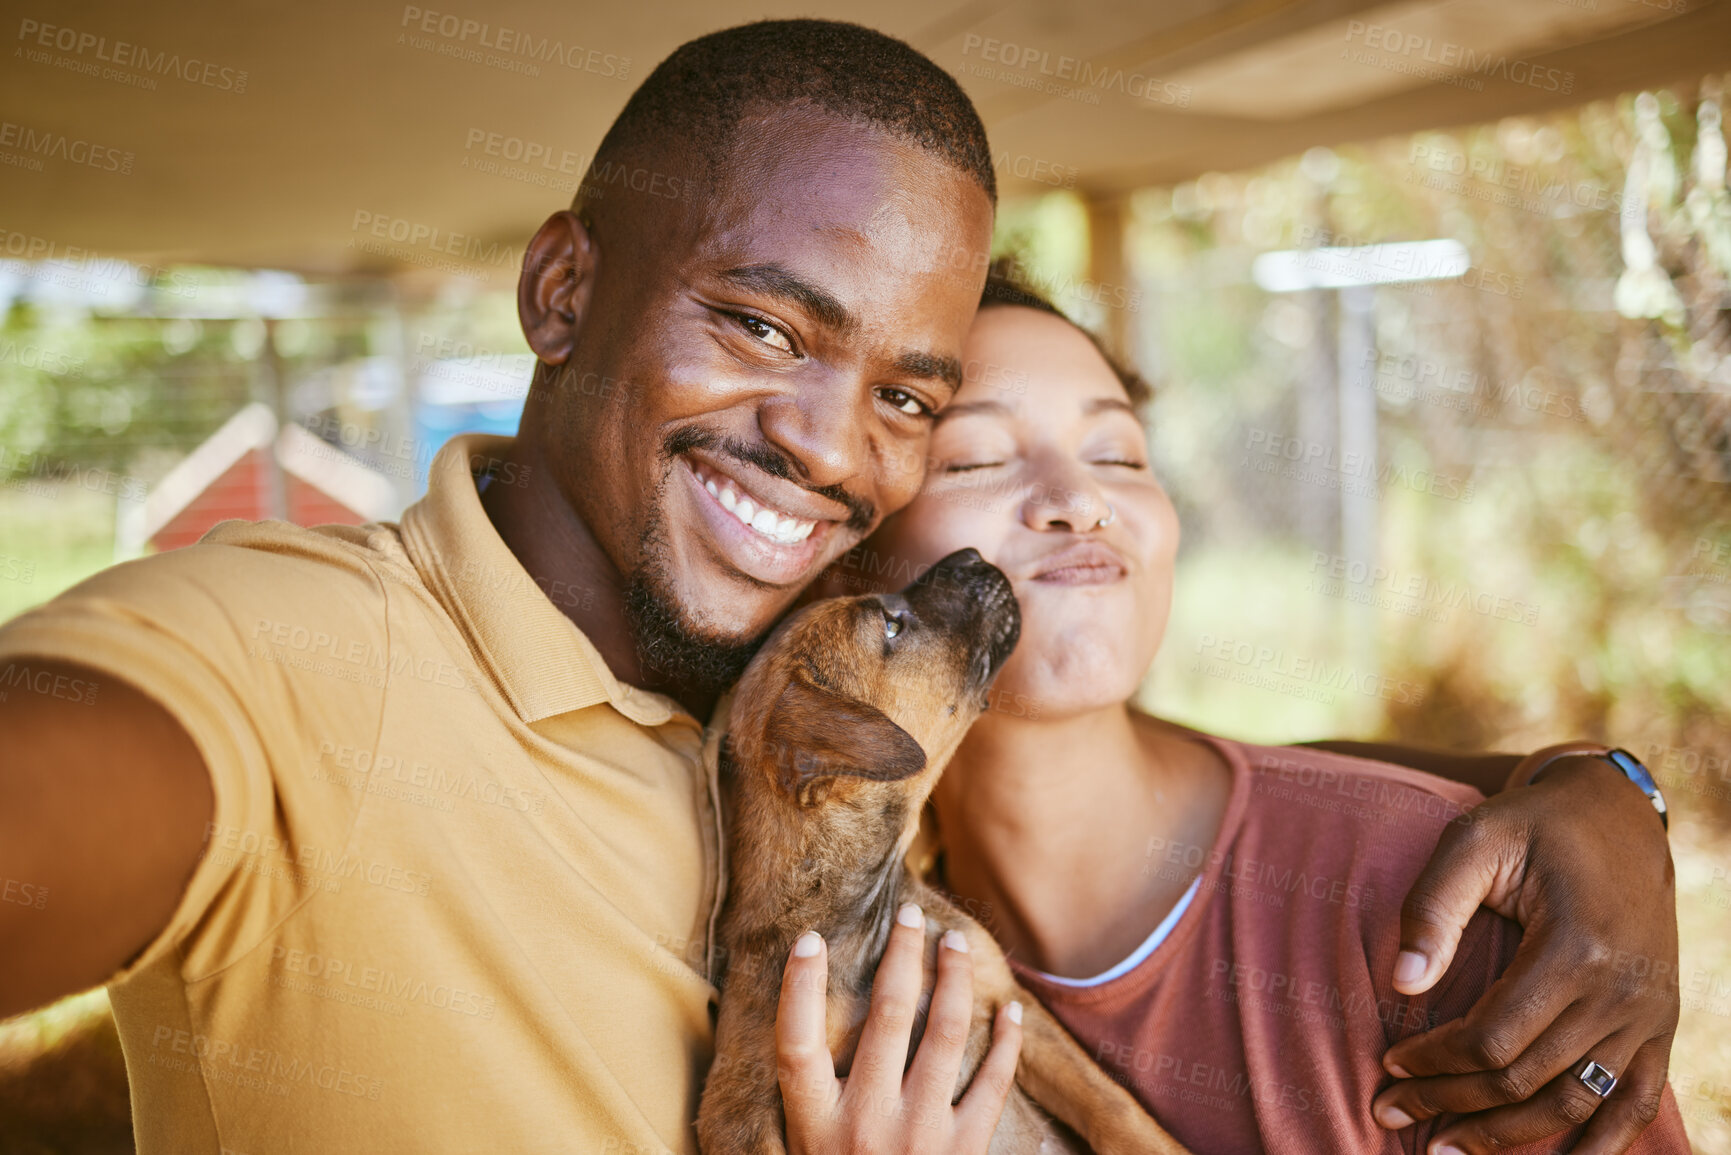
[944,460,1005,473]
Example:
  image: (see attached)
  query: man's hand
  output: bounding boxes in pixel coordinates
[776,902,1021,1154]
[1372,755,1678,1155]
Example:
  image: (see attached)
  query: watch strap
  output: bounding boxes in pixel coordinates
[1605,747,1668,830]
[1505,742,1668,831]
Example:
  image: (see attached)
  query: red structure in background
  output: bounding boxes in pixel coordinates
[121,403,399,555]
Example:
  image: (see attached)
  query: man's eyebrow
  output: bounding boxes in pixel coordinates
[718,264,856,335]
[895,349,964,393]
[1084,397,1137,416]
[717,264,960,391]
[935,398,1013,422]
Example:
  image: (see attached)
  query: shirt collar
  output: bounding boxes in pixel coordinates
[400,433,687,729]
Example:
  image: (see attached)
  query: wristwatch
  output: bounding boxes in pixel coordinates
[1509,743,1668,831]
[1601,748,1668,830]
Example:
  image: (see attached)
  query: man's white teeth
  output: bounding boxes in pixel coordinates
[694,464,817,545]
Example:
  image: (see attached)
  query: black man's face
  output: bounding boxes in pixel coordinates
[545,110,994,671]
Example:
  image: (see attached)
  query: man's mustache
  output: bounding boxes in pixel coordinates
[663,427,876,533]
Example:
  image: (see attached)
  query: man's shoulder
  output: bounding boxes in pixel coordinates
[198,516,416,582]
[0,517,430,661]
[92,517,414,605]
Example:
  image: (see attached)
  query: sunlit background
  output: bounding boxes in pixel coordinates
[2,23,1728,1154]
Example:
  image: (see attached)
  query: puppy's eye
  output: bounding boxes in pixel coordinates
[884,611,904,640]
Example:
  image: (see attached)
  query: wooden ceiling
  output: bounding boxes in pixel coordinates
[5,0,1727,277]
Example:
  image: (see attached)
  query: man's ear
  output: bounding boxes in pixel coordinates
[762,673,926,805]
[518,210,594,367]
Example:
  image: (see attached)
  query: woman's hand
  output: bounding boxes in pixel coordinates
[776,902,1023,1154]
[1373,755,1679,1154]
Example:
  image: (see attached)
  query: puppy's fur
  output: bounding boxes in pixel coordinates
[697,550,1188,1154]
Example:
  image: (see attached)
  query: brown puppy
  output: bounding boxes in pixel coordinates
[698,549,1188,1154]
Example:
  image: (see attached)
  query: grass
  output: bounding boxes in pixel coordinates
[0,484,122,624]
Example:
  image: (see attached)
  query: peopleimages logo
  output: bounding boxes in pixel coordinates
[16,18,249,92]
[0,120,133,174]
[0,230,199,299]
[398,7,630,80]
[1191,634,1428,706]
[960,33,1191,108]
[1241,429,1477,504]
[1341,20,1573,95]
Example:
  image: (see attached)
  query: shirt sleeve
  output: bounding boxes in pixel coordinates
[0,531,389,983]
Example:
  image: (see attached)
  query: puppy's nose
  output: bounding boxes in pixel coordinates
[910,549,1012,605]
[926,548,985,579]
[915,548,987,596]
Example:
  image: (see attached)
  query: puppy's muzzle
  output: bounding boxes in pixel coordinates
[905,548,1021,693]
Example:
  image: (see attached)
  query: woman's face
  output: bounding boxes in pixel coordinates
[859,305,1180,716]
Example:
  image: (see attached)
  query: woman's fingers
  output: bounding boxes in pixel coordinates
[906,929,978,1110]
[849,902,930,1097]
[777,930,840,1135]
[955,1000,1023,1147]
[776,913,1017,1153]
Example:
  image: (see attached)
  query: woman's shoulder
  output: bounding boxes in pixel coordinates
[1137,720,1485,910]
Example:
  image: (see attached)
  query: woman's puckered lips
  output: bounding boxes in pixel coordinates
[1022,540,1130,585]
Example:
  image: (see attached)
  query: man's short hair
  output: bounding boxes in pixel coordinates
[588,19,996,206]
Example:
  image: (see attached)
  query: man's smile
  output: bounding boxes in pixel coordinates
[676,452,849,586]
[692,460,818,544]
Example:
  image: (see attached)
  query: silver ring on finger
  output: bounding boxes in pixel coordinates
[1576,1060,1618,1098]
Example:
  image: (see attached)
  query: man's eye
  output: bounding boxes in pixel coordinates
[738,316,794,353]
[876,387,930,417]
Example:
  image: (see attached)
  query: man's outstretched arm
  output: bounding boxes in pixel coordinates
[0,659,212,1019]
[1300,739,1518,796]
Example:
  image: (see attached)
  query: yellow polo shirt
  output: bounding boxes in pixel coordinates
[0,434,728,1154]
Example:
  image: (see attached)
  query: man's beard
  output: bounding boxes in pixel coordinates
[623,488,765,698]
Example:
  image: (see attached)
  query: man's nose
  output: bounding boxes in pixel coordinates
[757,375,872,490]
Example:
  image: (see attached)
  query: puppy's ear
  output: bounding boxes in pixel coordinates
[763,673,927,805]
